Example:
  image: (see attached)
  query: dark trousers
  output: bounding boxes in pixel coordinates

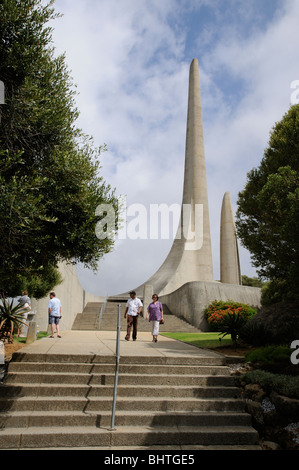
[126,315,138,340]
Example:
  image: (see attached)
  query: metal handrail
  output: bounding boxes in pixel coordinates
[110,303,121,431]
[98,300,107,330]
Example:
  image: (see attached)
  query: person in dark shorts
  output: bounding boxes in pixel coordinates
[48,291,62,338]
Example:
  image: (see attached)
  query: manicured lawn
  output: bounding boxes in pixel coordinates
[160,332,232,349]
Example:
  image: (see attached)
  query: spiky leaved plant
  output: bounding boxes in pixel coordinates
[0,295,29,343]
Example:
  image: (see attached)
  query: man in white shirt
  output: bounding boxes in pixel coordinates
[48,291,62,338]
[124,291,143,341]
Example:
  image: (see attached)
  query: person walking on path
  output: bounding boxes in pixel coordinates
[18,290,31,309]
[48,291,62,338]
[18,290,31,337]
[124,291,143,341]
[146,294,164,342]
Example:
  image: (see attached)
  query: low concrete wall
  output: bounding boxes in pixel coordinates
[159,280,261,331]
[30,263,105,331]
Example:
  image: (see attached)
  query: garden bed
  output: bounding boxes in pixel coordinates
[4,341,26,362]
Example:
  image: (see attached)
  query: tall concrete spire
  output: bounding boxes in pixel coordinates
[220,191,242,285]
[131,58,214,297]
[180,57,213,281]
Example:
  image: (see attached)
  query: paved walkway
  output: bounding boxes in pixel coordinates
[19,330,224,361]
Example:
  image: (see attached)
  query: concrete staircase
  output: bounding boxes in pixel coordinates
[0,352,260,449]
[72,300,202,333]
[71,302,104,330]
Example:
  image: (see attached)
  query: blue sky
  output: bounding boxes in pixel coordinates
[51,0,299,296]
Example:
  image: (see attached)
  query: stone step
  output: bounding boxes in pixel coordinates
[4,371,234,386]
[72,318,100,324]
[7,362,230,375]
[0,410,252,428]
[0,383,240,399]
[82,303,104,313]
[9,354,226,366]
[0,396,246,412]
[73,316,99,322]
[72,300,201,333]
[0,341,259,449]
[0,425,259,449]
[72,302,104,330]
[100,313,199,330]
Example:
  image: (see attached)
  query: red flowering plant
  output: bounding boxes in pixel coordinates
[204,300,257,346]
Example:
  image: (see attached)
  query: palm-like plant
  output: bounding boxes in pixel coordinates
[218,311,248,347]
[0,295,29,343]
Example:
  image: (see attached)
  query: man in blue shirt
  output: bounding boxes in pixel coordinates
[48,291,62,338]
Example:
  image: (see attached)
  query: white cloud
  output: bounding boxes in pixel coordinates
[50,0,299,295]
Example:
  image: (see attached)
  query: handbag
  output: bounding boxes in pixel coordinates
[160,318,164,325]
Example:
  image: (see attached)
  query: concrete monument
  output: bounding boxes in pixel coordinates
[32,58,261,331]
[134,58,213,297]
[131,58,261,326]
[220,191,242,285]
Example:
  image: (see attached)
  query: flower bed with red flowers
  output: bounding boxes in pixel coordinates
[204,300,257,332]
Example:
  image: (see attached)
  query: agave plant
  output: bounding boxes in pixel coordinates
[0,295,29,343]
[218,311,248,347]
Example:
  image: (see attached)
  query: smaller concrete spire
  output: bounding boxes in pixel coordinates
[220,191,241,285]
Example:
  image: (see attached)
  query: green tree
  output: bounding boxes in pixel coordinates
[241,275,264,288]
[0,0,119,298]
[236,105,299,303]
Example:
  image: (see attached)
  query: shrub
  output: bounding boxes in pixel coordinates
[0,296,28,343]
[204,300,257,343]
[244,345,299,375]
[237,369,299,399]
[239,302,299,346]
[239,319,275,346]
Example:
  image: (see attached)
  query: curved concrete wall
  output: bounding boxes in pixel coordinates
[31,263,105,331]
[159,281,261,331]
